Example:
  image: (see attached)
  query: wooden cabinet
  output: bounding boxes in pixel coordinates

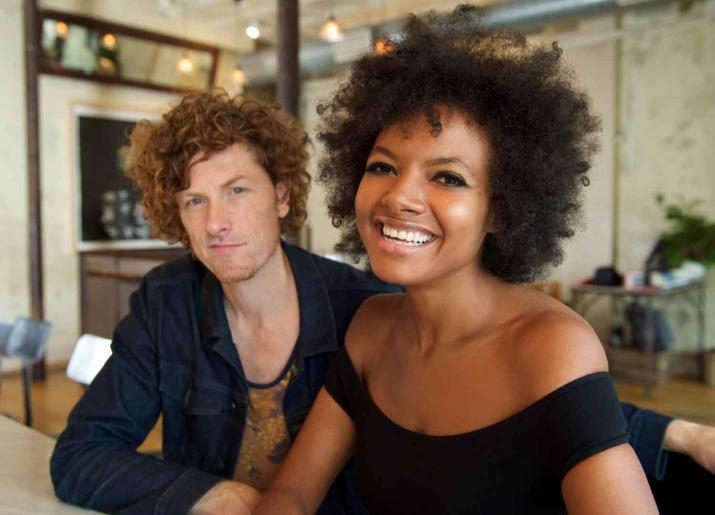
[80,249,186,338]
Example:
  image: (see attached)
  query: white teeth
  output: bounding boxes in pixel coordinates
[381,224,434,245]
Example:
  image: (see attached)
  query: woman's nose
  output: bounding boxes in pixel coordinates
[380,172,425,215]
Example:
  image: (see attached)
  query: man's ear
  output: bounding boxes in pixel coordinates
[275,181,290,219]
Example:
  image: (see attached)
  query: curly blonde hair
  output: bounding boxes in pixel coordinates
[125,90,311,248]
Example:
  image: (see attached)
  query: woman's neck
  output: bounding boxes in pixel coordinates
[398,264,509,356]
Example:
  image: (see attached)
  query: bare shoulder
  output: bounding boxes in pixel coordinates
[510,297,608,402]
[344,293,403,373]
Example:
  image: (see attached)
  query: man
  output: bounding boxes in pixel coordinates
[51,91,714,515]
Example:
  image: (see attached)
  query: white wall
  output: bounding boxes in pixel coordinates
[0,0,30,335]
[617,1,715,270]
[0,0,30,374]
[616,0,715,351]
[300,76,342,257]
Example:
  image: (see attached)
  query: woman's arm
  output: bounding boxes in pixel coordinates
[253,388,357,515]
[514,307,658,514]
[562,444,658,514]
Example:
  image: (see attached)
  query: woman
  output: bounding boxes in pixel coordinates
[255,6,658,514]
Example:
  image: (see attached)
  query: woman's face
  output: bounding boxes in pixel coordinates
[355,108,493,287]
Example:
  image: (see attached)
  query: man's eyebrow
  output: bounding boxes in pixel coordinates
[219,174,246,188]
[368,146,398,160]
[179,174,246,196]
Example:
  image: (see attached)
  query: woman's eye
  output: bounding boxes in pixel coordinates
[365,162,395,175]
[185,197,203,207]
[434,172,467,187]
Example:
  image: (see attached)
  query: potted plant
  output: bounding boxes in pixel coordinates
[655,193,715,268]
[655,194,715,384]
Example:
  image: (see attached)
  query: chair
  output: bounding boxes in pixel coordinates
[0,317,51,426]
[66,333,112,386]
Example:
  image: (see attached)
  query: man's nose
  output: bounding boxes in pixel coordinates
[381,171,425,216]
[205,200,231,236]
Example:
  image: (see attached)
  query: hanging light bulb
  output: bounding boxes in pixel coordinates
[102,33,117,49]
[320,15,344,43]
[176,52,194,74]
[55,21,69,38]
[245,23,260,40]
[177,3,194,74]
[232,64,247,86]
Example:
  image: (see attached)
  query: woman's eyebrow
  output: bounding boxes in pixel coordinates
[368,146,398,160]
[426,157,472,174]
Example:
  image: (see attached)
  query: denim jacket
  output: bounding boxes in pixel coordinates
[50,243,671,514]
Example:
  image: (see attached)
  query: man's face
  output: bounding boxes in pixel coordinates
[176,143,290,284]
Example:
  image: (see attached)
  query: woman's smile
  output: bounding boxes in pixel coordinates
[373,219,438,256]
[380,222,435,245]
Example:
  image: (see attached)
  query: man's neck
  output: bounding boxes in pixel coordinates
[221,244,301,384]
[221,244,295,325]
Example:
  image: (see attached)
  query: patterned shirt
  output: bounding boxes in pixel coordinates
[233,367,293,491]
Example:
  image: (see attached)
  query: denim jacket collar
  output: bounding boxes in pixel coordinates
[197,242,338,358]
[199,263,230,343]
[285,242,339,359]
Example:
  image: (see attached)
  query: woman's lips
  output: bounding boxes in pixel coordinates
[374,221,437,254]
[380,222,435,245]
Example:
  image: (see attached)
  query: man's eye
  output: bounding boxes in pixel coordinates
[365,162,394,175]
[232,186,244,194]
[434,172,467,187]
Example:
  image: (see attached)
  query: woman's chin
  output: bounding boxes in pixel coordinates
[367,256,424,287]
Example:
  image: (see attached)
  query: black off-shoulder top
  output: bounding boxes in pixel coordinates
[324,345,629,515]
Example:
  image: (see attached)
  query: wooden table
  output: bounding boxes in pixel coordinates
[0,414,100,514]
[571,280,706,398]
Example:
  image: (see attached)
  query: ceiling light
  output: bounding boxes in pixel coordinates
[320,16,344,43]
[176,52,194,74]
[102,33,117,49]
[245,23,260,40]
[373,37,394,55]
[55,21,69,38]
[232,64,247,86]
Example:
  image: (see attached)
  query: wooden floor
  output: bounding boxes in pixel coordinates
[1,367,714,453]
